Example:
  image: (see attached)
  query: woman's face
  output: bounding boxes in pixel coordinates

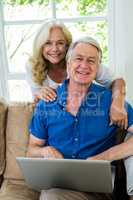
[42,27,68,64]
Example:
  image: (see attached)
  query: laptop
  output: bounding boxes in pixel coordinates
[16,157,115,193]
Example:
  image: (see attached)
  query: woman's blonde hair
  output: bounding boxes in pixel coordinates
[29,19,72,85]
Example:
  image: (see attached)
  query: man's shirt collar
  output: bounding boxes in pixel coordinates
[56,79,68,107]
[56,79,96,108]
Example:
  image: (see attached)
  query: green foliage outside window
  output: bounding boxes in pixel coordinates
[4,0,106,14]
[4,0,49,5]
[3,0,108,65]
[78,0,106,15]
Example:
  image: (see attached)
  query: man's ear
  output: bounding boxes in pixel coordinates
[96,62,100,72]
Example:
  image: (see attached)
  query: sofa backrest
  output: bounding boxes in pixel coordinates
[0,98,7,181]
[4,102,34,180]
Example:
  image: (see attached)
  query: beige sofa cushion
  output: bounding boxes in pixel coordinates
[0,180,39,200]
[4,102,34,180]
[0,98,7,176]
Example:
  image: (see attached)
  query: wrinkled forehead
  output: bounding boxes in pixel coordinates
[72,43,100,57]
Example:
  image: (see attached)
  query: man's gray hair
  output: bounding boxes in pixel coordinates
[66,36,102,63]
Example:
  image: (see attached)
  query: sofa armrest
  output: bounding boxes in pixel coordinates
[0,98,7,181]
[113,129,129,200]
[0,175,3,187]
[113,159,129,200]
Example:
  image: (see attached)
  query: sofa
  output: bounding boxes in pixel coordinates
[0,99,39,199]
[0,98,130,200]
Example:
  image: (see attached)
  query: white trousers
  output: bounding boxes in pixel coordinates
[124,133,133,195]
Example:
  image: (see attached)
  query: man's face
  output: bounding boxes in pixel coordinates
[67,43,100,86]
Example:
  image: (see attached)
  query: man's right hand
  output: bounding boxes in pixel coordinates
[42,146,64,159]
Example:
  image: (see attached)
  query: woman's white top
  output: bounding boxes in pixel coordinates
[26,62,115,96]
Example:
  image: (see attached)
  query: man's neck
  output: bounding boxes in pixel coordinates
[68,79,90,96]
[66,80,91,116]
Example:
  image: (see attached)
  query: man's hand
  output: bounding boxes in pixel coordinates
[27,135,63,159]
[87,152,110,161]
[110,98,128,129]
[87,127,133,162]
[42,146,64,159]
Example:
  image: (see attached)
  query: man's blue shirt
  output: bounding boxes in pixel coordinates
[29,80,133,159]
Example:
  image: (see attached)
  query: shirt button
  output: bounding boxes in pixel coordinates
[74,138,78,142]
[72,155,76,158]
[75,118,78,122]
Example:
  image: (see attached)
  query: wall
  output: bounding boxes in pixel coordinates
[113,0,133,104]
[0,3,8,99]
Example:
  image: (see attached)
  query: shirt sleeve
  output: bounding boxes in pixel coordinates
[125,102,133,129]
[96,64,115,88]
[25,61,42,96]
[29,100,48,140]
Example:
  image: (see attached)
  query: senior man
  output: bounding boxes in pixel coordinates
[27,37,133,200]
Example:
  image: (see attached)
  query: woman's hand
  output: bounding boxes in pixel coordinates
[110,98,128,129]
[110,78,127,129]
[34,86,57,102]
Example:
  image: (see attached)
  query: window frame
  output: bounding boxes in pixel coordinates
[0,0,112,101]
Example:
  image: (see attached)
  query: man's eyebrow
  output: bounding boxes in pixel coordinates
[73,54,96,59]
[88,56,97,60]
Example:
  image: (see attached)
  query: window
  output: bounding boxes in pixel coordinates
[0,0,109,102]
